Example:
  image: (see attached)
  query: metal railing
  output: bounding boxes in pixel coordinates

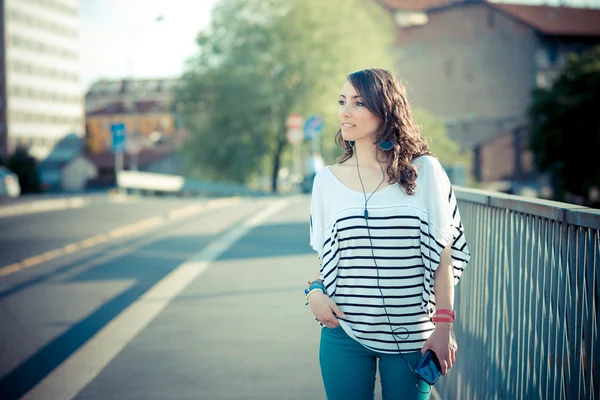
[437,187,599,400]
[116,170,270,197]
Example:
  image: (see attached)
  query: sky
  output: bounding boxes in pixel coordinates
[79,0,600,90]
[80,0,220,89]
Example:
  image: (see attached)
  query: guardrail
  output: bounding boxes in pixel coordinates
[116,170,269,197]
[438,187,599,400]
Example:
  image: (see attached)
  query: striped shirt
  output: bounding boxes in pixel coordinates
[309,155,470,354]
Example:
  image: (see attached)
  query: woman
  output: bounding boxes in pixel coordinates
[307,69,470,400]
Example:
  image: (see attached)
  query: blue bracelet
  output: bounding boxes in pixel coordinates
[304,280,326,305]
[306,281,325,293]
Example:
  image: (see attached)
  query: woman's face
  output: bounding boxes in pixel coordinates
[338,80,381,143]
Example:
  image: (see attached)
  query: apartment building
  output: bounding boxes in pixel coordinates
[381,0,600,189]
[0,0,83,161]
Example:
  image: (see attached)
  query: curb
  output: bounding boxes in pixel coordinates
[0,193,117,218]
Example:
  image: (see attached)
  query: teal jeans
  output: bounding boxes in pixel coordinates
[319,326,432,400]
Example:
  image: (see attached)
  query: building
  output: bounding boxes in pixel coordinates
[377,0,465,26]
[38,132,96,191]
[383,0,600,191]
[0,0,84,161]
[84,78,185,186]
[85,78,180,154]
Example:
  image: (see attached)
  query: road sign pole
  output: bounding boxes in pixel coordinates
[286,113,305,192]
[115,150,123,190]
[304,115,324,156]
[312,133,320,154]
[111,122,127,191]
[296,143,302,190]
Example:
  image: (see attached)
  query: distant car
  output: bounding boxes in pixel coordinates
[0,166,21,198]
[301,154,325,193]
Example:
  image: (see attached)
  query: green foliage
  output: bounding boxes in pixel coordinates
[7,147,41,194]
[528,45,600,206]
[412,108,467,168]
[176,0,395,190]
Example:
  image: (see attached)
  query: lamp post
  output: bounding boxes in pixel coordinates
[128,15,164,171]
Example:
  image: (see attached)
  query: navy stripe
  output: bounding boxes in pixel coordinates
[452,255,469,263]
[334,292,422,299]
[360,343,425,353]
[336,273,423,280]
[336,282,423,290]
[343,245,421,251]
[336,302,422,309]
[339,235,420,242]
[343,310,425,318]
[321,248,340,271]
[355,336,430,345]
[336,214,421,224]
[337,224,420,233]
[342,318,427,327]
[352,327,434,336]
[340,255,422,261]
[337,265,424,271]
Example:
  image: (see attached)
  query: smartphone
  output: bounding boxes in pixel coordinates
[414,350,442,385]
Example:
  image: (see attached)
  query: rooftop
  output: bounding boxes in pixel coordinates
[488,2,600,37]
[377,0,467,12]
[86,78,180,97]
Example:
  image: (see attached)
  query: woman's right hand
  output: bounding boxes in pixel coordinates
[308,291,347,328]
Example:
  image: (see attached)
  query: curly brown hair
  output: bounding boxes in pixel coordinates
[334,68,433,195]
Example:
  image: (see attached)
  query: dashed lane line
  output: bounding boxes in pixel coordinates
[0,197,241,279]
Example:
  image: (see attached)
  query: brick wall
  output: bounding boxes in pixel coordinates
[477,127,535,182]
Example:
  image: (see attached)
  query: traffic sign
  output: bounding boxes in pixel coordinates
[286,113,304,129]
[111,122,126,153]
[304,115,324,140]
[286,128,304,145]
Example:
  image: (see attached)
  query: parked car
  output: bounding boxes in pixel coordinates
[0,166,21,198]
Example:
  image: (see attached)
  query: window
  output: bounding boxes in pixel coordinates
[547,44,558,64]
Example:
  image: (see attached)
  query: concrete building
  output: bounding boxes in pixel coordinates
[381,0,600,192]
[0,0,83,161]
[84,78,185,186]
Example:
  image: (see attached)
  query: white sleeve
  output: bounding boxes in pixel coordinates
[417,156,471,316]
[420,156,454,246]
[309,171,325,259]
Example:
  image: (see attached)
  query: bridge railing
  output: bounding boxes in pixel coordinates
[438,187,599,400]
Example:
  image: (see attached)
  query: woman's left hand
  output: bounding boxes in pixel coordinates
[420,323,457,376]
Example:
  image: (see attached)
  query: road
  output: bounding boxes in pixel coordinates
[0,194,326,399]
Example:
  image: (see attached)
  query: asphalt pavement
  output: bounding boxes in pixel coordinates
[0,194,327,399]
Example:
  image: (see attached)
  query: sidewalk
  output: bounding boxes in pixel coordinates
[0,192,127,218]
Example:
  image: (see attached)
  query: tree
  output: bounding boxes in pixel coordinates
[412,108,467,168]
[7,147,41,194]
[529,45,600,207]
[176,0,394,192]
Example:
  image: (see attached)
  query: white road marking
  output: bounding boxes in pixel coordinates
[0,197,87,218]
[21,198,291,400]
[0,197,241,278]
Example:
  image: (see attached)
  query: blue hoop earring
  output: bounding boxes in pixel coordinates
[348,141,355,147]
[377,138,394,151]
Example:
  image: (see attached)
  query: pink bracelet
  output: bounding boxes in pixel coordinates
[434,308,456,319]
